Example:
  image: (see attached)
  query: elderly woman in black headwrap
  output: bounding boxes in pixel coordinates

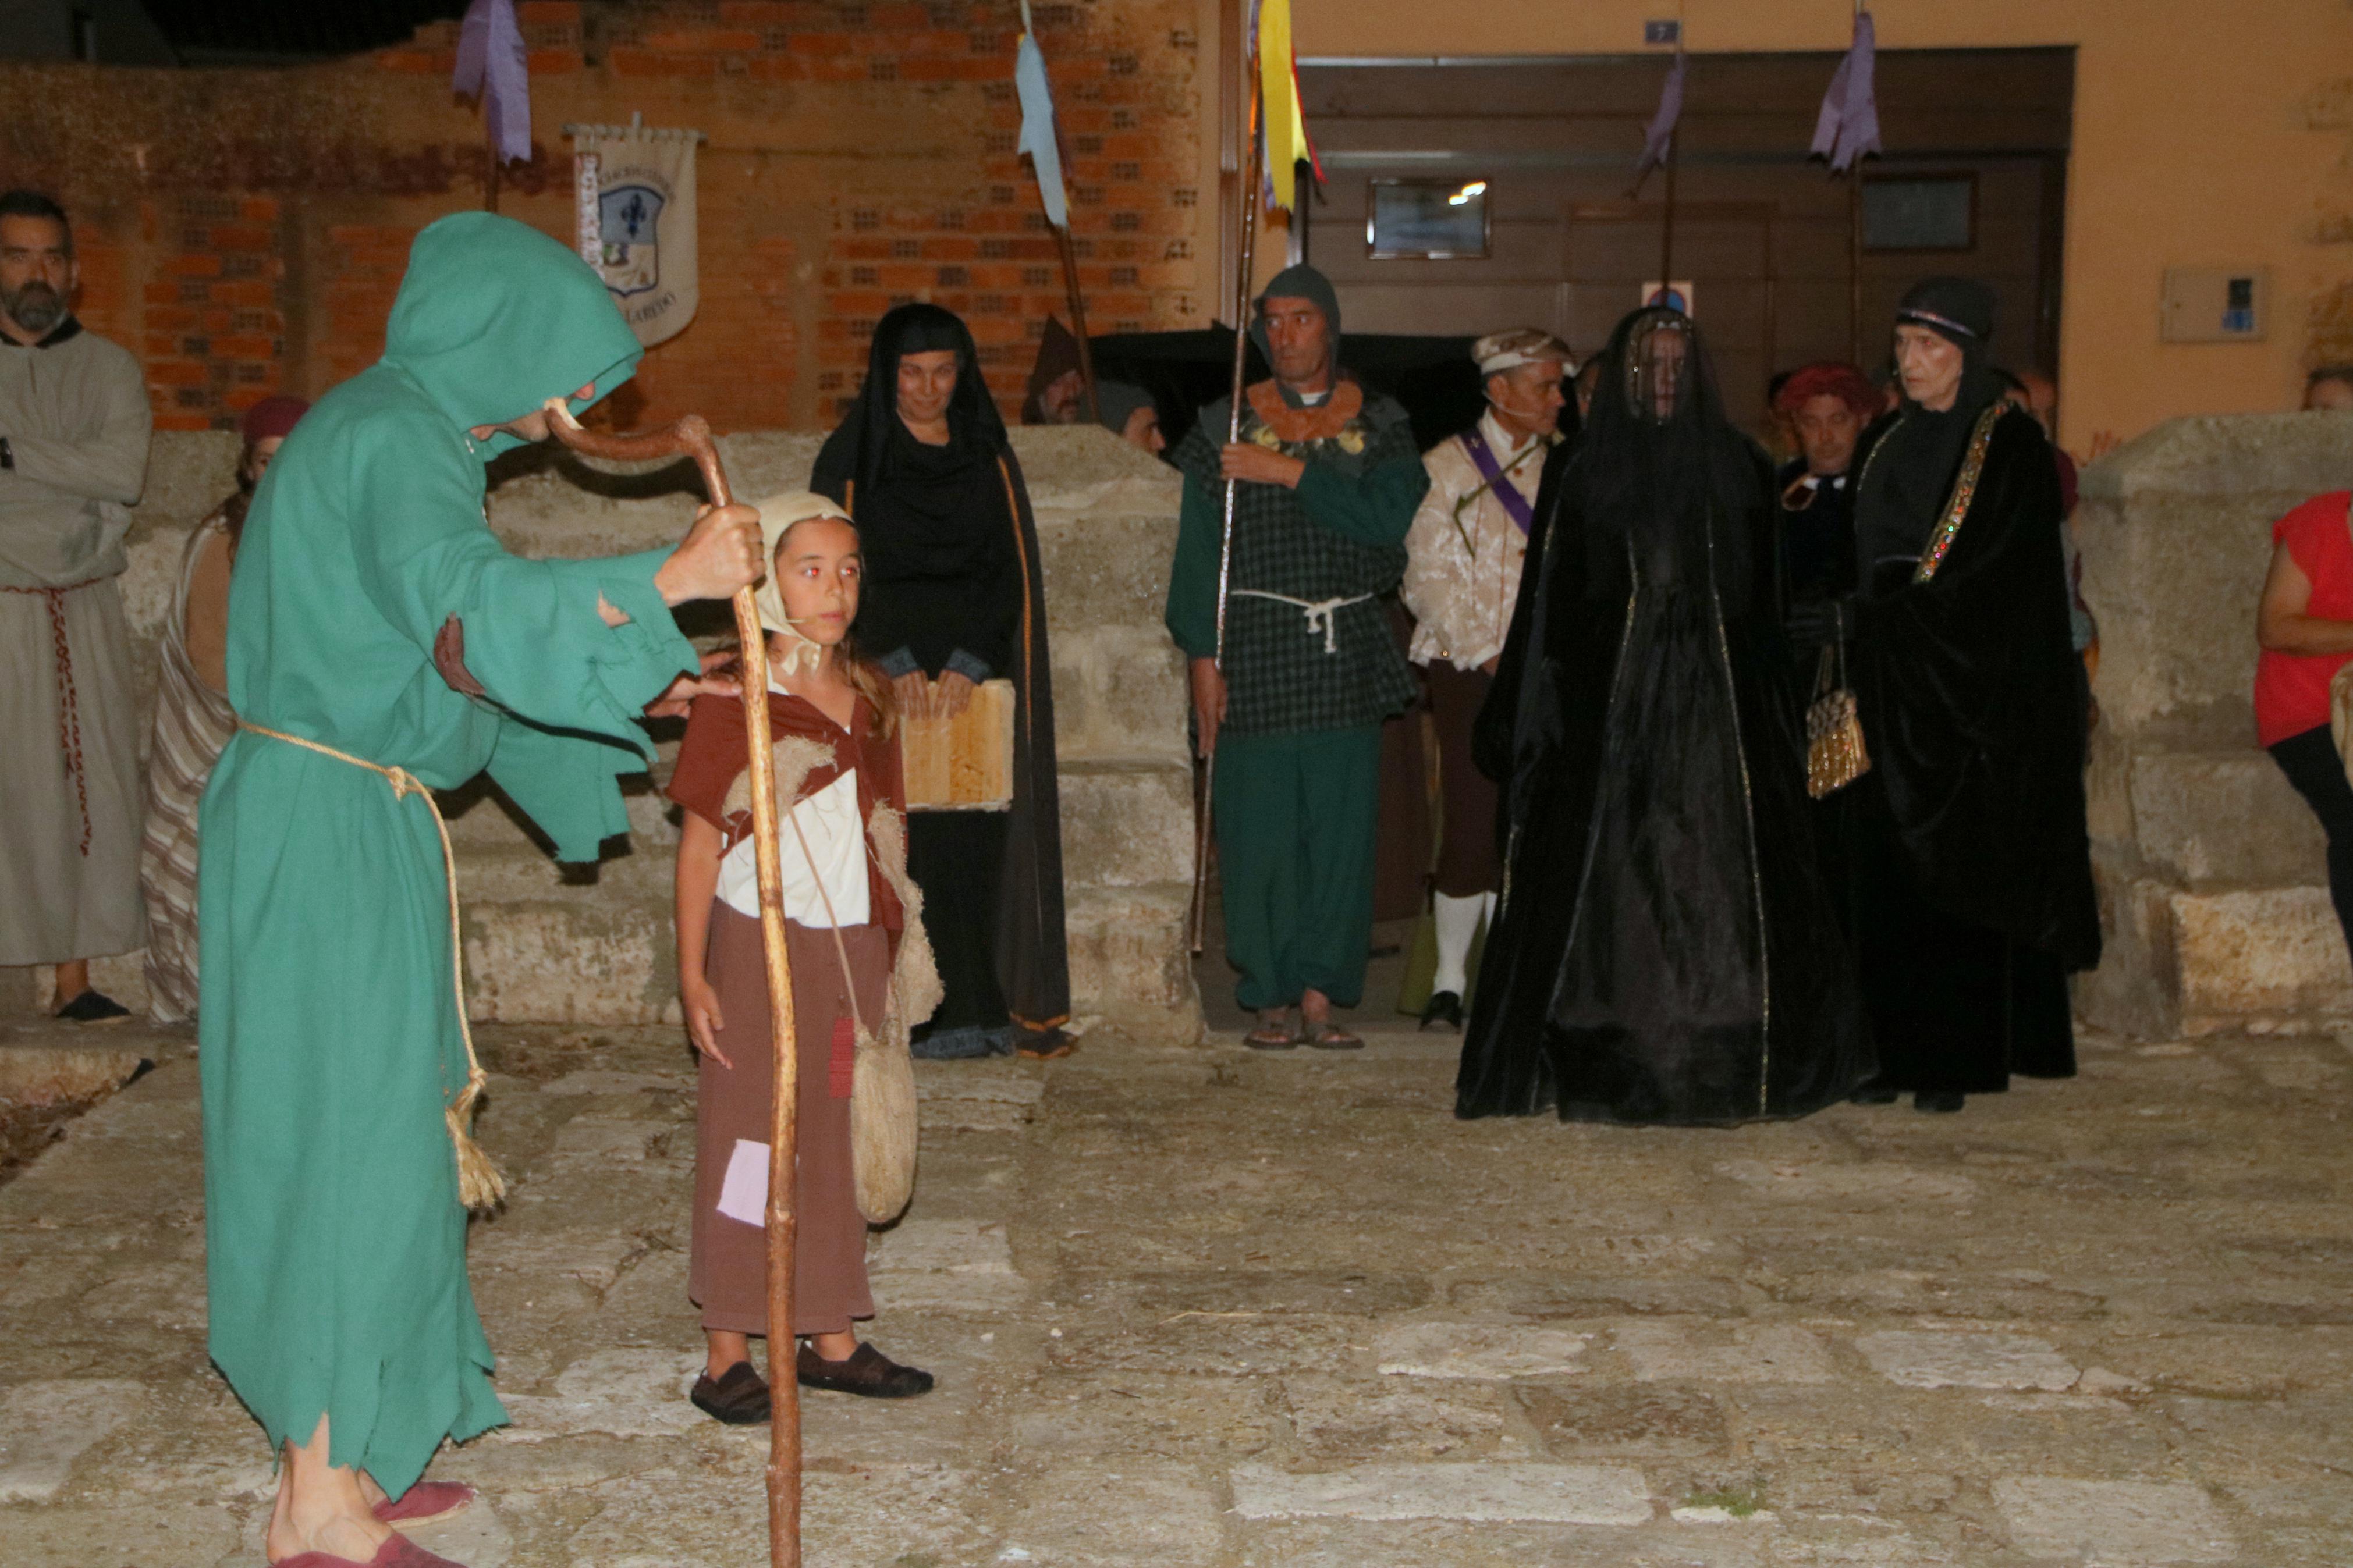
[812,303,1071,1058]
[1456,307,1873,1125]
[1826,277,2099,1113]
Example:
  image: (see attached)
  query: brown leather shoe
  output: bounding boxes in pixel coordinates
[797,1342,935,1399]
[690,1360,771,1424]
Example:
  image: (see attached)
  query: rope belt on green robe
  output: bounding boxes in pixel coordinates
[236,719,506,1211]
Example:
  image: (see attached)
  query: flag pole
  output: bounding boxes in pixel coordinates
[541,407,801,1568]
[1658,129,1677,297]
[1053,223,1103,426]
[1846,0,1865,362]
[1189,8,1261,956]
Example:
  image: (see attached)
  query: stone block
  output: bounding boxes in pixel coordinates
[1229,1460,1653,1525]
[1612,1321,1839,1384]
[1036,509,1183,631]
[2125,748,2326,888]
[2172,883,2353,1025]
[0,1023,152,1107]
[1052,624,1189,762]
[1373,1321,1591,1380]
[0,1378,143,1501]
[1853,1331,2081,1391]
[1059,760,1195,887]
[1065,884,1195,1011]
[1992,1477,2235,1563]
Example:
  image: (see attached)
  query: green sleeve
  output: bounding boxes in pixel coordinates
[351,413,697,746]
[1294,449,1430,550]
[485,717,640,863]
[1164,431,1224,660]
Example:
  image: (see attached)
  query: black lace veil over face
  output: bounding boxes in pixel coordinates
[1577,307,1758,592]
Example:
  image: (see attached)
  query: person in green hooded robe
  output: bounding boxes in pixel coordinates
[198,212,763,1567]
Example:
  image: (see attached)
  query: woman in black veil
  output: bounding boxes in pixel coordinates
[1457,307,1873,1124]
[812,304,1071,1058]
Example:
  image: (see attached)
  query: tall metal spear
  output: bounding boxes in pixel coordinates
[542,406,803,1568]
[1188,16,1263,954]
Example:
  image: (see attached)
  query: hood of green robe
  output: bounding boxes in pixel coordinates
[381,212,642,459]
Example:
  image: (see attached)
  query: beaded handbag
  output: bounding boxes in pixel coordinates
[1805,614,1871,799]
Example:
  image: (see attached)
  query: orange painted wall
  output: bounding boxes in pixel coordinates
[1284,0,2353,444]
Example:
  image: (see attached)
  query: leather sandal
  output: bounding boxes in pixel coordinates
[375,1480,475,1529]
[797,1341,935,1399]
[690,1360,771,1425]
[1016,1026,1077,1060]
[1244,1008,1300,1050]
[1305,1022,1364,1051]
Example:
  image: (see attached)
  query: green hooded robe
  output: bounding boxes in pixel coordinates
[198,213,697,1491]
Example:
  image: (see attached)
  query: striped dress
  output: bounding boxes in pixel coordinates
[138,506,237,1023]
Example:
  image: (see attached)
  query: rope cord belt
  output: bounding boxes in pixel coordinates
[236,719,505,1211]
[1229,588,1373,655]
[2,577,103,856]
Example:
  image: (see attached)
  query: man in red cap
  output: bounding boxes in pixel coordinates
[138,394,309,1022]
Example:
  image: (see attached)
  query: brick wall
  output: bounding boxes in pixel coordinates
[0,0,1208,435]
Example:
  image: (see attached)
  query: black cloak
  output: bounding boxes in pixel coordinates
[1835,279,2099,1091]
[1456,309,1875,1125]
[812,304,1071,1049]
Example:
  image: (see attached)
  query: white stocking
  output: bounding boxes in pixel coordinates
[1432,891,1486,997]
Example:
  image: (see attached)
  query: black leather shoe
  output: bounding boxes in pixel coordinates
[54,989,131,1024]
[1913,1091,1966,1114]
[798,1342,935,1399]
[1850,1084,1900,1105]
[690,1360,771,1424]
[1419,990,1464,1032]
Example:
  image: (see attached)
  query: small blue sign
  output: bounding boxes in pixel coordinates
[1644,19,1680,45]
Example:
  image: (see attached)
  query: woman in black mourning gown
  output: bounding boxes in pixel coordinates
[812,303,1071,1058]
[1457,308,1874,1125]
[1832,278,2098,1112]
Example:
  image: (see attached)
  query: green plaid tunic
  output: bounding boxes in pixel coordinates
[1167,386,1426,735]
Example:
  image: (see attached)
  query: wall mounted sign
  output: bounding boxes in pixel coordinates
[1367,177,1492,261]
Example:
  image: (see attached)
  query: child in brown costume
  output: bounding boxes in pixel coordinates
[668,491,940,1421]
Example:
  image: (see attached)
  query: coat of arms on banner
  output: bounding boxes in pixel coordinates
[568,117,702,349]
[598,183,666,296]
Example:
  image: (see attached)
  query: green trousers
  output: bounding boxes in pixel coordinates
[1213,724,1382,1011]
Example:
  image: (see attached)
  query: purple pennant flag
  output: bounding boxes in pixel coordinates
[1811,10,1882,172]
[454,0,533,166]
[1632,49,1687,181]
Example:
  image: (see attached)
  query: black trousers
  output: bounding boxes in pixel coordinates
[2269,723,2353,959]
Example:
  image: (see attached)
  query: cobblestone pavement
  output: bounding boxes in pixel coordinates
[4,1018,2352,1566]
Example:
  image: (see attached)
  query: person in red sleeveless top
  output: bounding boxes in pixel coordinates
[2255,489,2353,957]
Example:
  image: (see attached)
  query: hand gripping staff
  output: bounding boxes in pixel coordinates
[543,401,805,1568]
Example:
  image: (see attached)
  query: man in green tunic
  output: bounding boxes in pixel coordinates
[200,212,762,1567]
[1167,265,1428,1050]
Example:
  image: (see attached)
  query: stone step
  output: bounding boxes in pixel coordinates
[455,863,1198,1027]
[0,1018,167,1106]
[2084,866,2353,1039]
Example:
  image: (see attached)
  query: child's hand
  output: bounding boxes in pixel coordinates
[683,978,730,1067]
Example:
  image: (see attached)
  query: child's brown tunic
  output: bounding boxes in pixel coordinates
[668,688,904,1336]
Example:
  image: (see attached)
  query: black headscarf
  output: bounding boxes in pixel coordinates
[1574,307,1763,595]
[1853,277,2006,573]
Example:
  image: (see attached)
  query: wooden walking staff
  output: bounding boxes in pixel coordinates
[542,404,805,1568]
[1187,22,1264,954]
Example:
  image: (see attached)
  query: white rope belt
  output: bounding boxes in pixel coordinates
[1230,589,1373,655]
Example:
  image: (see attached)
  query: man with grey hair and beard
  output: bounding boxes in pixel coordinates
[0,190,151,1021]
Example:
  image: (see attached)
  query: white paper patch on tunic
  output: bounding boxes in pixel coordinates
[718,1138,769,1228]
[716,766,869,927]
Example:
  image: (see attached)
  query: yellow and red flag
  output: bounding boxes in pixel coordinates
[1254,0,1321,211]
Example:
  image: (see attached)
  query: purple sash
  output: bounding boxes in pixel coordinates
[1461,430,1535,535]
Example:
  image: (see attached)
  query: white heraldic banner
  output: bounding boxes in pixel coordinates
[571,120,701,348]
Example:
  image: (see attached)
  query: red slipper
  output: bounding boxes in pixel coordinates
[274,1534,467,1567]
[375,1480,477,1530]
